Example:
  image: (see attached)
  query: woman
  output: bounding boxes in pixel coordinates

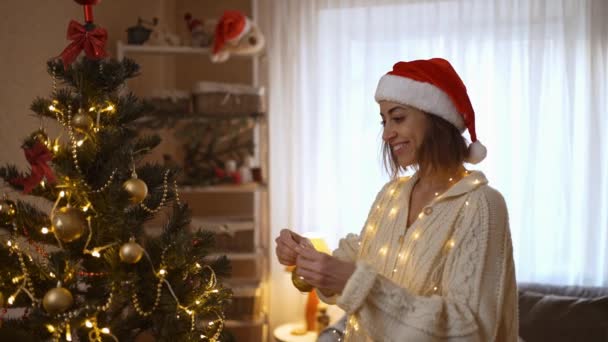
[275,58,518,341]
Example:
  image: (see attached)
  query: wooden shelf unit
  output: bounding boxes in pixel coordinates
[118,38,270,341]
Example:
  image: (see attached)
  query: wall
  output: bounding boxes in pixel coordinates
[0,0,172,170]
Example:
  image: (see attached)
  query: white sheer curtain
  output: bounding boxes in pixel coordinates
[261,0,608,328]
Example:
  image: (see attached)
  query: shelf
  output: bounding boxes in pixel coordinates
[191,216,255,232]
[118,41,211,55]
[134,112,264,130]
[225,314,267,328]
[222,279,262,288]
[206,251,262,261]
[135,112,265,127]
[146,112,265,119]
[117,41,260,59]
[231,284,262,297]
[225,277,263,283]
[117,35,269,339]
[180,183,267,193]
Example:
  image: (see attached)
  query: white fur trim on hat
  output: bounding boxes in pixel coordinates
[465,140,487,164]
[211,51,230,63]
[375,74,466,132]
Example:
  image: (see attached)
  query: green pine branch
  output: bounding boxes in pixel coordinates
[1,55,232,341]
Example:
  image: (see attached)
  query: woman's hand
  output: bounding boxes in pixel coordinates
[274,229,305,266]
[295,244,356,294]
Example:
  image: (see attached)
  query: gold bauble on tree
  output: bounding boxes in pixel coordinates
[291,267,314,292]
[43,284,73,315]
[119,238,144,264]
[71,111,94,131]
[123,176,148,204]
[31,129,49,144]
[0,198,17,226]
[52,206,86,242]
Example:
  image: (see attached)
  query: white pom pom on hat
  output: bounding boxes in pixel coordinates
[465,140,487,164]
[375,58,486,164]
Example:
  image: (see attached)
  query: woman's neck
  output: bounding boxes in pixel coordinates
[416,165,466,193]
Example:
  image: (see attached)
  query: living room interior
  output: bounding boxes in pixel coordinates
[0,0,607,341]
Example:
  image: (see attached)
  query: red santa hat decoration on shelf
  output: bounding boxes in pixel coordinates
[211,10,265,63]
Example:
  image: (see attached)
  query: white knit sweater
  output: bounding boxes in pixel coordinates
[318,171,519,341]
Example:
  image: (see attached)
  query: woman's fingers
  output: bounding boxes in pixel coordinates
[276,244,298,259]
[277,256,293,266]
[278,229,300,250]
[274,229,300,262]
[276,247,298,266]
[275,229,327,269]
[295,252,323,273]
[288,230,305,244]
[295,267,323,287]
[276,248,296,265]
[295,244,322,260]
[295,255,356,293]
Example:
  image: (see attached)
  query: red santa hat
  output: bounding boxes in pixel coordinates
[375,58,487,164]
[212,10,252,56]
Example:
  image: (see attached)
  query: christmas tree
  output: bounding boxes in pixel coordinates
[0,1,231,341]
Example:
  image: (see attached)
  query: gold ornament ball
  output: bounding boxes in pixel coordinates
[31,130,49,144]
[123,178,148,204]
[0,199,17,225]
[291,267,313,292]
[52,207,86,242]
[0,291,4,307]
[119,240,144,264]
[71,113,94,131]
[43,287,73,315]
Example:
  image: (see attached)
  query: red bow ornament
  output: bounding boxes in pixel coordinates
[11,141,57,194]
[59,20,108,69]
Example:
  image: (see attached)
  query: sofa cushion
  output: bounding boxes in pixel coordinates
[519,282,608,299]
[518,290,608,342]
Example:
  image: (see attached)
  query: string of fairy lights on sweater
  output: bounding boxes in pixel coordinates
[343,171,481,338]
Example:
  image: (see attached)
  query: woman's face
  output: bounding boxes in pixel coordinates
[379,101,428,168]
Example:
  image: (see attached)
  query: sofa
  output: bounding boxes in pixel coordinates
[318,283,608,342]
[518,282,608,342]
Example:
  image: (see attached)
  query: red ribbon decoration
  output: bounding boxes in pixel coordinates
[11,141,57,194]
[73,0,101,22]
[59,20,108,69]
[84,5,94,22]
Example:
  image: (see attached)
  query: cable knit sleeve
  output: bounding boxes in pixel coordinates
[336,187,517,341]
[317,180,396,305]
[316,232,362,304]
